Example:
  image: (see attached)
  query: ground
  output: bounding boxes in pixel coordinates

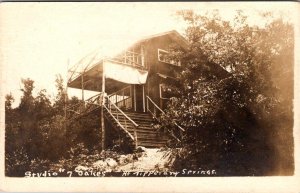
[116,148,174,172]
[47,147,176,176]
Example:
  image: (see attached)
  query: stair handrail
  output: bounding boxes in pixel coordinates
[146,95,164,115]
[106,96,139,127]
[103,105,135,141]
[146,95,185,132]
[105,96,138,148]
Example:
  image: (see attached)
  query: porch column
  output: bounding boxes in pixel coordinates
[133,84,137,111]
[141,45,145,67]
[143,85,145,112]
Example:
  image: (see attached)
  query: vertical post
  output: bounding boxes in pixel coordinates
[134,127,138,149]
[123,89,125,108]
[142,85,145,112]
[141,45,145,67]
[101,62,106,151]
[130,85,133,109]
[146,96,149,113]
[133,85,136,111]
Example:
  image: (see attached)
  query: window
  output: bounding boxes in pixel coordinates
[159,84,172,99]
[158,49,181,66]
[159,83,173,110]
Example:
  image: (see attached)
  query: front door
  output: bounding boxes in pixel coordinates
[134,85,145,112]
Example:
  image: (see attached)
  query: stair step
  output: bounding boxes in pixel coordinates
[137,137,168,142]
[112,114,153,121]
[135,132,161,136]
[104,109,169,148]
[122,111,150,115]
[110,113,152,120]
[127,129,159,134]
[135,133,168,138]
[116,118,151,122]
[137,139,168,143]
[112,110,149,115]
[137,142,167,148]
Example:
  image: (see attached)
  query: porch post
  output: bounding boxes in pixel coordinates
[133,85,136,111]
[141,45,145,67]
[101,61,106,150]
[142,85,145,112]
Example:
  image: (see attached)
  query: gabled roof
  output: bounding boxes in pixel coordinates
[131,30,189,50]
[68,30,190,92]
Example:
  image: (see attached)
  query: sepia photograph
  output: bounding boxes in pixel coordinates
[0,1,299,192]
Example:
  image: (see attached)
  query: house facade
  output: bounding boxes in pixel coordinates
[67,30,188,150]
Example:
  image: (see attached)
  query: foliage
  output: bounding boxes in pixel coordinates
[5,147,30,177]
[5,75,102,176]
[161,10,294,175]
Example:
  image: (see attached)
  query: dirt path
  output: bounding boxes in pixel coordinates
[116,148,173,172]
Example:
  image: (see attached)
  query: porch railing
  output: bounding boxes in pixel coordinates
[108,86,132,110]
[66,93,102,120]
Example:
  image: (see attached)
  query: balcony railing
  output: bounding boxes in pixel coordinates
[111,50,144,69]
[68,50,145,85]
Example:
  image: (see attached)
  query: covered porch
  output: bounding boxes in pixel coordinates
[67,51,149,112]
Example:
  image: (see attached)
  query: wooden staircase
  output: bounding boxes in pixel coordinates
[103,100,168,148]
[67,93,177,149]
[116,111,168,148]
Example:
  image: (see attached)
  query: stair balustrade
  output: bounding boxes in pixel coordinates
[104,96,139,148]
[146,95,184,143]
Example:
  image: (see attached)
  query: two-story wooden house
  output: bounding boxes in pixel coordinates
[67,30,188,150]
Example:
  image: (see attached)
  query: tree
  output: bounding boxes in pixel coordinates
[40,75,69,160]
[53,74,67,115]
[5,76,103,175]
[161,10,294,175]
[5,93,15,125]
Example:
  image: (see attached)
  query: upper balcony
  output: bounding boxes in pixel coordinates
[67,49,147,94]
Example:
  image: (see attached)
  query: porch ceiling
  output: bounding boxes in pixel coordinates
[68,61,139,94]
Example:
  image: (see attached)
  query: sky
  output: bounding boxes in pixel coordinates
[0,2,297,107]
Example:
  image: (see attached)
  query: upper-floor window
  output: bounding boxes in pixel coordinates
[158,49,181,66]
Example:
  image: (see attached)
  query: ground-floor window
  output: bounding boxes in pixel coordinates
[159,83,172,110]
